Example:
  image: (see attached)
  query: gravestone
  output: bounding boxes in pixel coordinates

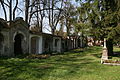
[101,38,108,63]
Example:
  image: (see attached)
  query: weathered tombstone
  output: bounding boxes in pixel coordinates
[101,38,108,63]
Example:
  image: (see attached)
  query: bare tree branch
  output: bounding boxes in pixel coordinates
[13,0,18,20]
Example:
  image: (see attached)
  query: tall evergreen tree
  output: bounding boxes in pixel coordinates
[76,0,120,56]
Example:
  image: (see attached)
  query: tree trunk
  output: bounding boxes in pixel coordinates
[25,0,29,24]
[106,39,113,56]
[9,0,12,26]
[51,0,54,35]
[13,0,18,20]
[66,19,70,36]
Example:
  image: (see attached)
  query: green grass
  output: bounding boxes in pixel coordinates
[0,46,120,80]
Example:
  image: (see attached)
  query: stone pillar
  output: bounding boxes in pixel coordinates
[103,38,107,48]
[38,36,43,54]
[101,38,108,63]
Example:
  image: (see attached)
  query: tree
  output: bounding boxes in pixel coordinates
[77,0,120,56]
[61,0,77,36]
[25,0,30,24]
[25,0,48,32]
[45,0,64,34]
[0,0,22,25]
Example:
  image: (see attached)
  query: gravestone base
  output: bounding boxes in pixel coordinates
[101,48,108,64]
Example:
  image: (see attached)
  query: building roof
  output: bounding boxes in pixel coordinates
[30,31,62,38]
[0,18,9,28]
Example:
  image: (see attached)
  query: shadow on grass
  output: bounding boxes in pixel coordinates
[113,51,120,57]
[0,56,94,80]
[69,49,84,53]
[0,46,103,80]
[0,58,56,80]
[92,53,102,58]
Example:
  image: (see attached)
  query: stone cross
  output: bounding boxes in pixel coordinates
[103,38,107,48]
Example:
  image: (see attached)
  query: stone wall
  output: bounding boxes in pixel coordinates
[10,19,29,55]
[29,34,43,54]
[0,18,81,57]
[0,18,29,57]
[53,36,62,53]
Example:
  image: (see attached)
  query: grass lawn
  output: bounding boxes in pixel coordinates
[0,46,120,80]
